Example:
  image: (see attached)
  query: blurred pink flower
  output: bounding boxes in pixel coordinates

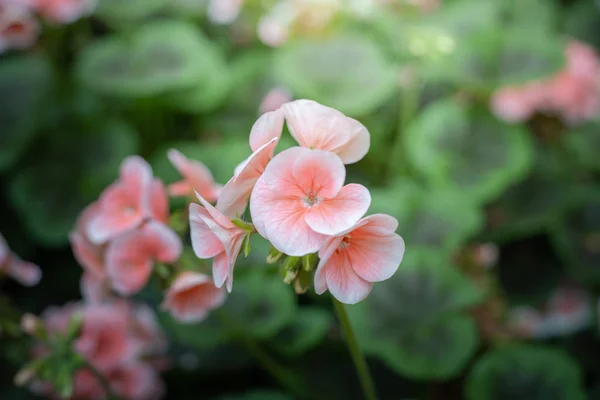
[546,71,600,124]
[149,179,170,224]
[167,149,221,202]
[161,271,226,323]
[105,221,182,296]
[189,193,246,292]
[0,233,41,286]
[282,100,371,164]
[106,362,165,400]
[250,147,371,256]
[257,16,289,47]
[490,86,540,123]
[216,137,279,217]
[0,3,38,53]
[314,214,405,304]
[87,156,154,244]
[80,271,111,303]
[34,0,96,24]
[207,0,244,24]
[259,87,293,115]
[70,202,105,279]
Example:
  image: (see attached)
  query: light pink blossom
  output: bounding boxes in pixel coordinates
[259,88,293,115]
[490,86,541,123]
[161,271,226,323]
[87,156,154,244]
[167,149,221,202]
[207,0,243,24]
[314,214,405,304]
[0,233,41,286]
[250,147,371,256]
[216,137,279,217]
[189,193,246,292]
[0,3,38,53]
[34,0,96,24]
[105,221,182,296]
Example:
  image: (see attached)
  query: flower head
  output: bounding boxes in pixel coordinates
[314,214,405,304]
[250,147,371,256]
[189,193,247,292]
[105,221,182,296]
[0,3,38,53]
[0,232,41,286]
[161,271,226,322]
[167,149,221,201]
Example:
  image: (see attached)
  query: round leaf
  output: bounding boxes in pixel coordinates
[275,35,397,116]
[274,307,333,357]
[467,344,586,400]
[96,0,168,23]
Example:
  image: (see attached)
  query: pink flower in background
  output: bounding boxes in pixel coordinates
[207,0,244,24]
[259,88,293,115]
[490,86,541,123]
[161,271,226,322]
[0,2,38,53]
[129,303,168,355]
[257,15,290,47]
[167,149,221,202]
[250,147,371,256]
[80,271,111,303]
[0,233,41,287]
[546,71,600,124]
[106,362,165,400]
[105,221,182,295]
[34,0,96,24]
[70,202,105,279]
[314,214,405,304]
[189,193,246,292]
[149,179,170,224]
[565,40,600,83]
[282,100,371,164]
[87,156,154,244]
[216,137,279,217]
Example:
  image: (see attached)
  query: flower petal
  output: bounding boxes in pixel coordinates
[305,183,371,235]
[212,252,229,288]
[325,251,373,304]
[69,232,104,278]
[292,148,345,200]
[249,109,284,152]
[148,179,169,223]
[334,117,370,164]
[189,204,225,259]
[105,232,153,296]
[168,149,219,201]
[142,221,182,263]
[314,236,344,295]
[7,258,42,287]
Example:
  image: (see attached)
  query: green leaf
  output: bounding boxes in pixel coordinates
[166,0,208,17]
[8,120,138,246]
[0,55,52,172]
[563,1,600,48]
[96,0,168,23]
[275,34,397,116]
[77,21,212,97]
[273,307,333,357]
[217,391,293,400]
[466,344,586,400]
[564,122,600,172]
[348,250,483,379]
[405,98,533,203]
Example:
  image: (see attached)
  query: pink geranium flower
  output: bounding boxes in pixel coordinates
[490,86,541,123]
[167,149,221,202]
[106,362,165,400]
[87,156,154,244]
[250,147,371,256]
[149,179,170,224]
[34,0,96,24]
[314,214,405,304]
[74,303,138,371]
[70,202,105,279]
[161,271,226,323]
[249,100,371,164]
[0,233,42,287]
[0,3,38,53]
[189,193,246,292]
[216,137,279,217]
[105,221,182,295]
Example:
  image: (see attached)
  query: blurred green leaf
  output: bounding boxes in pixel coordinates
[77,21,213,97]
[167,0,208,17]
[275,34,397,116]
[563,1,600,48]
[273,307,333,357]
[96,0,168,23]
[466,344,586,400]
[564,122,600,172]
[217,390,293,400]
[8,120,138,246]
[405,98,533,203]
[348,250,483,379]
[0,55,52,172]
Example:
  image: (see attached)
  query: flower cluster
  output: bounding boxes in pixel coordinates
[70,156,182,299]
[30,300,167,400]
[188,99,406,304]
[0,0,95,54]
[0,232,41,286]
[491,40,600,125]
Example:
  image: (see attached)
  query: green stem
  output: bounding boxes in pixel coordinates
[81,360,119,400]
[214,311,308,398]
[333,298,378,400]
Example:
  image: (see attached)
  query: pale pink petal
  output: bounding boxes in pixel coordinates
[80,272,110,303]
[207,0,243,24]
[149,179,169,223]
[141,221,182,263]
[168,149,219,201]
[7,258,41,287]
[292,148,345,200]
[282,100,371,163]
[249,110,284,152]
[259,88,292,115]
[195,192,237,229]
[216,137,278,217]
[105,233,153,296]
[161,271,226,322]
[70,232,104,278]
[305,183,371,235]
[120,156,153,189]
[314,236,344,295]
[212,252,229,288]
[189,204,225,259]
[325,252,373,304]
[167,180,192,197]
